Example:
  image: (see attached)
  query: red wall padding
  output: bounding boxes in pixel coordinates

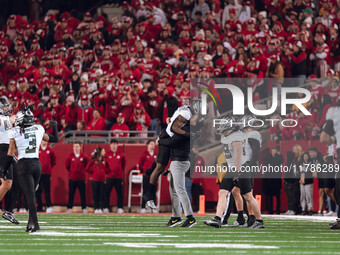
[47,140,328,212]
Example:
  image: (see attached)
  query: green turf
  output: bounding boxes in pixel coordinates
[0,214,340,254]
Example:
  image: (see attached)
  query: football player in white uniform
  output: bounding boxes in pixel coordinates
[0,97,19,224]
[203,116,264,229]
[221,115,262,227]
[4,105,59,232]
[320,97,340,229]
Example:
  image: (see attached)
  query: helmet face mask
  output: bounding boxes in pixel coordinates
[0,97,13,116]
[216,116,239,135]
[241,114,256,130]
[15,108,34,127]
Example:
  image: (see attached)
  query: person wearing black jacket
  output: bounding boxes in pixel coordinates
[159,115,200,228]
[284,151,301,215]
[262,146,284,214]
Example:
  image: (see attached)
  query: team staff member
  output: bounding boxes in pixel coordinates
[86,147,109,213]
[65,143,89,213]
[138,140,157,213]
[36,140,56,213]
[104,140,126,213]
[5,105,58,232]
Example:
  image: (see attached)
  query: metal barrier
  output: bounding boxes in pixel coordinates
[60,130,157,144]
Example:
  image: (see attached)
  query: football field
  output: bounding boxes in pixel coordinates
[1,213,340,254]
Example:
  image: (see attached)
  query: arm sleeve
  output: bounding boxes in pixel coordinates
[248,138,260,165]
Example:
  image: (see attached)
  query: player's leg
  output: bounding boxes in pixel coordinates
[204,178,233,228]
[221,192,233,226]
[229,187,246,226]
[104,178,114,212]
[67,180,77,211]
[240,178,264,229]
[166,173,183,227]
[2,163,19,224]
[17,160,41,232]
[0,178,12,202]
[318,187,325,214]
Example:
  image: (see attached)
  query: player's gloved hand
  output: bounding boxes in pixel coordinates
[162,170,170,176]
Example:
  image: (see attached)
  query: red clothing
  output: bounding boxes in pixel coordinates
[310,84,325,101]
[106,151,126,179]
[327,87,340,105]
[138,150,157,173]
[65,153,89,181]
[65,105,79,127]
[111,123,130,137]
[192,155,205,184]
[86,116,107,131]
[77,106,94,126]
[85,158,109,181]
[39,146,56,174]
[146,97,161,119]
[179,89,190,106]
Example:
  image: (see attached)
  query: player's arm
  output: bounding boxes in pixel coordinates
[320,120,335,145]
[171,115,188,136]
[232,141,243,171]
[43,120,59,143]
[248,138,260,165]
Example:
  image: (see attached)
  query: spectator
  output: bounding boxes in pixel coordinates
[300,152,315,215]
[77,95,93,127]
[65,143,89,213]
[263,146,284,214]
[266,54,284,93]
[138,140,157,213]
[36,140,56,213]
[104,140,126,213]
[111,112,130,137]
[129,103,151,137]
[86,147,109,213]
[86,109,107,132]
[191,0,210,20]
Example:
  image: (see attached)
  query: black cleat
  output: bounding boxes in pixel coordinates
[28,222,40,233]
[249,220,265,229]
[330,220,340,230]
[146,200,157,210]
[2,211,19,225]
[165,217,183,227]
[203,217,221,228]
[181,218,197,228]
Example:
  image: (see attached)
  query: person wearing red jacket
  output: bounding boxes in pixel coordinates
[86,147,109,213]
[77,95,93,127]
[104,140,126,213]
[36,140,56,213]
[86,109,107,132]
[111,112,129,137]
[138,140,157,213]
[65,143,89,213]
[128,103,151,137]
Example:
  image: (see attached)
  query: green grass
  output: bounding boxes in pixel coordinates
[0,213,340,254]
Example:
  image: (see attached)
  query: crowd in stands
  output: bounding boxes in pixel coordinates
[0,0,339,138]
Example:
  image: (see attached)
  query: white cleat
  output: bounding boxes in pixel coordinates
[117,208,124,214]
[46,207,55,213]
[82,209,88,213]
[103,208,110,213]
[65,209,72,213]
[140,208,146,213]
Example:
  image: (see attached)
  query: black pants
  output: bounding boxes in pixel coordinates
[36,174,51,210]
[17,158,41,223]
[266,193,281,214]
[16,187,26,209]
[91,180,105,209]
[4,160,19,212]
[191,183,202,212]
[285,181,301,212]
[105,178,123,209]
[141,176,155,208]
[67,180,86,209]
